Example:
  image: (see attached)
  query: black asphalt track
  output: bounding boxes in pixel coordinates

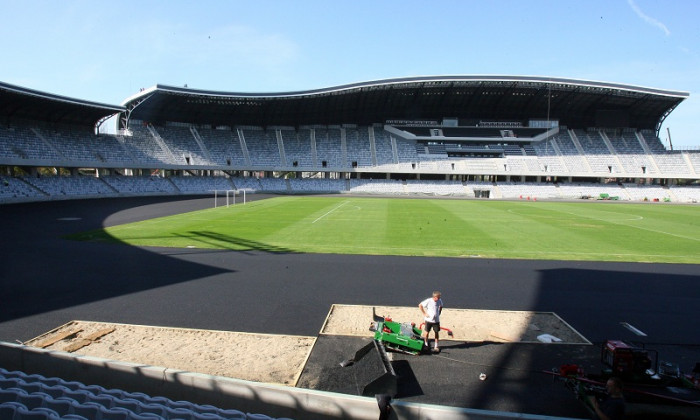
[1,195,699,418]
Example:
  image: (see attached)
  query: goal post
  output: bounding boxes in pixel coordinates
[213,189,246,208]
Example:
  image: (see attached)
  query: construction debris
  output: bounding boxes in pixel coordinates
[63,327,116,353]
[36,329,83,348]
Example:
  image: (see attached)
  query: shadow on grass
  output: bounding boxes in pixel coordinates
[175,231,297,253]
[67,230,296,254]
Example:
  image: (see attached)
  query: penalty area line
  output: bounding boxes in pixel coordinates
[312,200,351,224]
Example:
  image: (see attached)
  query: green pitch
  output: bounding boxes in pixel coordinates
[69,196,700,263]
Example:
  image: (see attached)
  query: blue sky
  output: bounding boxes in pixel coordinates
[2,0,699,148]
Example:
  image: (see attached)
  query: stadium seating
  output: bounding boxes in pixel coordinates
[346,127,373,167]
[169,176,236,194]
[101,175,178,195]
[349,178,403,194]
[314,128,344,168]
[196,127,247,167]
[622,183,672,201]
[669,185,700,203]
[157,125,214,166]
[288,178,345,193]
[230,177,262,192]
[1,118,699,204]
[372,128,396,165]
[21,175,114,197]
[405,180,466,195]
[242,128,282,168]
[279,129,314,169]
[497,182,560,200]
[0,367,286,420]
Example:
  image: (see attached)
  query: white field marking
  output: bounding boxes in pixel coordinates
[508,207,698,242]
[506,207,643,221]
[285,243,695,259]
[311,200,353,224]
[575,212,700,242]
[620,322,647,337]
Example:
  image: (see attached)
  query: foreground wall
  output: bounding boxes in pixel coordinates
[0,342,577,420]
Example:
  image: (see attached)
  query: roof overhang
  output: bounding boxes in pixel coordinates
[120,76,688,132]
[0,81,124,127]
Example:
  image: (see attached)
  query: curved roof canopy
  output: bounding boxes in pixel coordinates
[121,76,688,133]
[0,81,124,127]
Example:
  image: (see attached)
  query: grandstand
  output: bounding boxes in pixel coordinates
[1,76,699,204]
[2,75,700,419]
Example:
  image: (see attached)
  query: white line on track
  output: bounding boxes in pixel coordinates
[620,322,647,336]
[312,200,352,224]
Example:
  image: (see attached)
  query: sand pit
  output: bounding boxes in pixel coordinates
[24,306,587,388]
[25,321,315,386]
[322,305,589,344]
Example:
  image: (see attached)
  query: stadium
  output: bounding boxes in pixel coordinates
[1,75,699,201]
[1,76,700,420]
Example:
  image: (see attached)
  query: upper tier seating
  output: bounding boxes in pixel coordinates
[157,126,213,166]
[280,129,314,168]
[314,128,343,168]
[346,128,372,167]
[0,125,62,161]
[120,126,172,165]
[242,129,281,167]
[372,128,395,165]
[197,128,247,167]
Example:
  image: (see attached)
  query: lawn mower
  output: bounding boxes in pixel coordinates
[339,310,454,397]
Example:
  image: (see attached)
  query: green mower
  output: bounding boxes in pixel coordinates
[339,310,454,397]
[371,318,425,355]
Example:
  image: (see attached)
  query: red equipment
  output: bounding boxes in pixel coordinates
[601,340,656,378]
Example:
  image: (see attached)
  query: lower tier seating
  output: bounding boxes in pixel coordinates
[0,367,291,420]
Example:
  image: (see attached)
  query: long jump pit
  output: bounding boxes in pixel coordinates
[24,306,593,417]
[24,321,316,386]
[320,304,589,344]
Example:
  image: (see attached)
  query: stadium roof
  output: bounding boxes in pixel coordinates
[0,81,124,128]
[121,76,688,134]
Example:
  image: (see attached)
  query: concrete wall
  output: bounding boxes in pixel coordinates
[0,342,578,420]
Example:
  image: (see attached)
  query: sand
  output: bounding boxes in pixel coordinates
[24,305,587,387]
[322,305,588,344]
[26,322,316,386]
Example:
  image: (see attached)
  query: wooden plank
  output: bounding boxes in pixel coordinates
[84,327,115,341]
[36,329,83,348]
[62,327,116,352]
[63,339,92,353]
[489,331,517,342]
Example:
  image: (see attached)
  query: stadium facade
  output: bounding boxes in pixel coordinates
[1,76,699,203]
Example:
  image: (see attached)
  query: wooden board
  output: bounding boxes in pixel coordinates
[36,329,82,348]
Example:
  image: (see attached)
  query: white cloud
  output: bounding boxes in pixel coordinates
[627,0,670,36]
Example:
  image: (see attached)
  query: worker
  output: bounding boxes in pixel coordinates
[419,291,443,353]
[589,377,625,420]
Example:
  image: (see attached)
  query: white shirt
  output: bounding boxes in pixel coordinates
[420,297,443,323]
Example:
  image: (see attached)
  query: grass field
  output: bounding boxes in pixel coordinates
[69,196,700,264]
